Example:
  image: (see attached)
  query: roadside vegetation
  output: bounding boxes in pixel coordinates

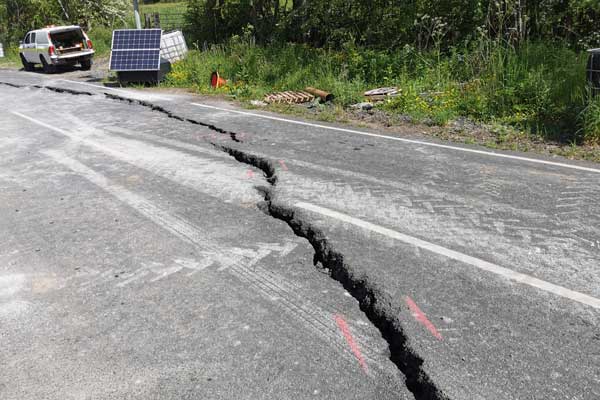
[166,37,589,141]
[167,0,600,154]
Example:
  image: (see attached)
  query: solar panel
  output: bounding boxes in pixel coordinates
[112,29,162,50]
[110,50,161,71]
[109,29,162,71]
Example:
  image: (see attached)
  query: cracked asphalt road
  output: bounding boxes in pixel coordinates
[1,69,599,400]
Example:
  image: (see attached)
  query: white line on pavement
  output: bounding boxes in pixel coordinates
[294,201,600,310]
[190,103,600,174]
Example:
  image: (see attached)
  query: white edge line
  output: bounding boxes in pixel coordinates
[294,201,600,310]
[13,111,63,133]
[190,102,600,174]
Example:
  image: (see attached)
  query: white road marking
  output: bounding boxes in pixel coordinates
[190,103,600,174]
[294,201,600,310]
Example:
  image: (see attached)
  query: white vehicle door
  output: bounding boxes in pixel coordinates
[23,33,36,62]
[35,32,49,63]
[29,32,38,62]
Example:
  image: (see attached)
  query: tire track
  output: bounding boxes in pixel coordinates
[42,149,393,376]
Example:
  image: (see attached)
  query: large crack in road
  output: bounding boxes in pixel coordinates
[221,145,447,400]
[0,81,447,399]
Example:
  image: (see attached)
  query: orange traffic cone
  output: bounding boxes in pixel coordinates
[210,71,227,88]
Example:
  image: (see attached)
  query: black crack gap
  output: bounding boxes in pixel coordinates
[215,143,447,400]
[1,80,445,399]
[0,82,92,96]
[104,93,242,143]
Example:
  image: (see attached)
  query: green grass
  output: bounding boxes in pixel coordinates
[0,46,21,68]
[163,37,595,144]
[87,27,114,58]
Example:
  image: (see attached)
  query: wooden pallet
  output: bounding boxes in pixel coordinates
[264,91,315,104]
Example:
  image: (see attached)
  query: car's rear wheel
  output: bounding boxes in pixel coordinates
[40,56,55,74]
[80,59,92,71]
[20,54,34,72]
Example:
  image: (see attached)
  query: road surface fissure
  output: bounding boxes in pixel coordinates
[7,83,449,400]
[15,81,599,397]
[215,143,448,400]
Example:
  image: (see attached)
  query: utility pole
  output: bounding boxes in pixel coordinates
[133,0,142,29]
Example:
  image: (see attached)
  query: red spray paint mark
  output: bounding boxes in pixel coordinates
[246,169,255,178]
[334,314,368,373]
[279,160,288,171]
[405,296,443,340]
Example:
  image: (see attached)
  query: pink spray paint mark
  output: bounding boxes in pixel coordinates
[246,169,255,178]
[279,160,288,171]
[334,314,368,373]
[405,296,443,340]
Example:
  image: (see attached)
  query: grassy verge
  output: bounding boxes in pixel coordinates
[161,37,600,161]
[0,46,20,68]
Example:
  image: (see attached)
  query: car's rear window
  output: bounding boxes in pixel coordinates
[50,29,85,49]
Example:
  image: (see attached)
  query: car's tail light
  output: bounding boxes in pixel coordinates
[48,45,55,56]
[86,39,93,49]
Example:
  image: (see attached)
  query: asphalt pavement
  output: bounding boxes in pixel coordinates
[0,69,599,400]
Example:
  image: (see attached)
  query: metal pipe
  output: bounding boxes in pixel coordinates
[133,0,142,29]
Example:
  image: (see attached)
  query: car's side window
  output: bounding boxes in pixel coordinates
[30,32,36,44]
[24,33,31,44]
[36,33,47,45]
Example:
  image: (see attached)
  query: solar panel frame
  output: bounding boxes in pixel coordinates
[109,29,163,72]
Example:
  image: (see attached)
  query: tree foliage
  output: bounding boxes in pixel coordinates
[184,0,600,50]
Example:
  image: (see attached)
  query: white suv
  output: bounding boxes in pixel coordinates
[19,25,94,73]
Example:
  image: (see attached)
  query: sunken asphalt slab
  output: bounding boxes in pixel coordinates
[1,69,599,399]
